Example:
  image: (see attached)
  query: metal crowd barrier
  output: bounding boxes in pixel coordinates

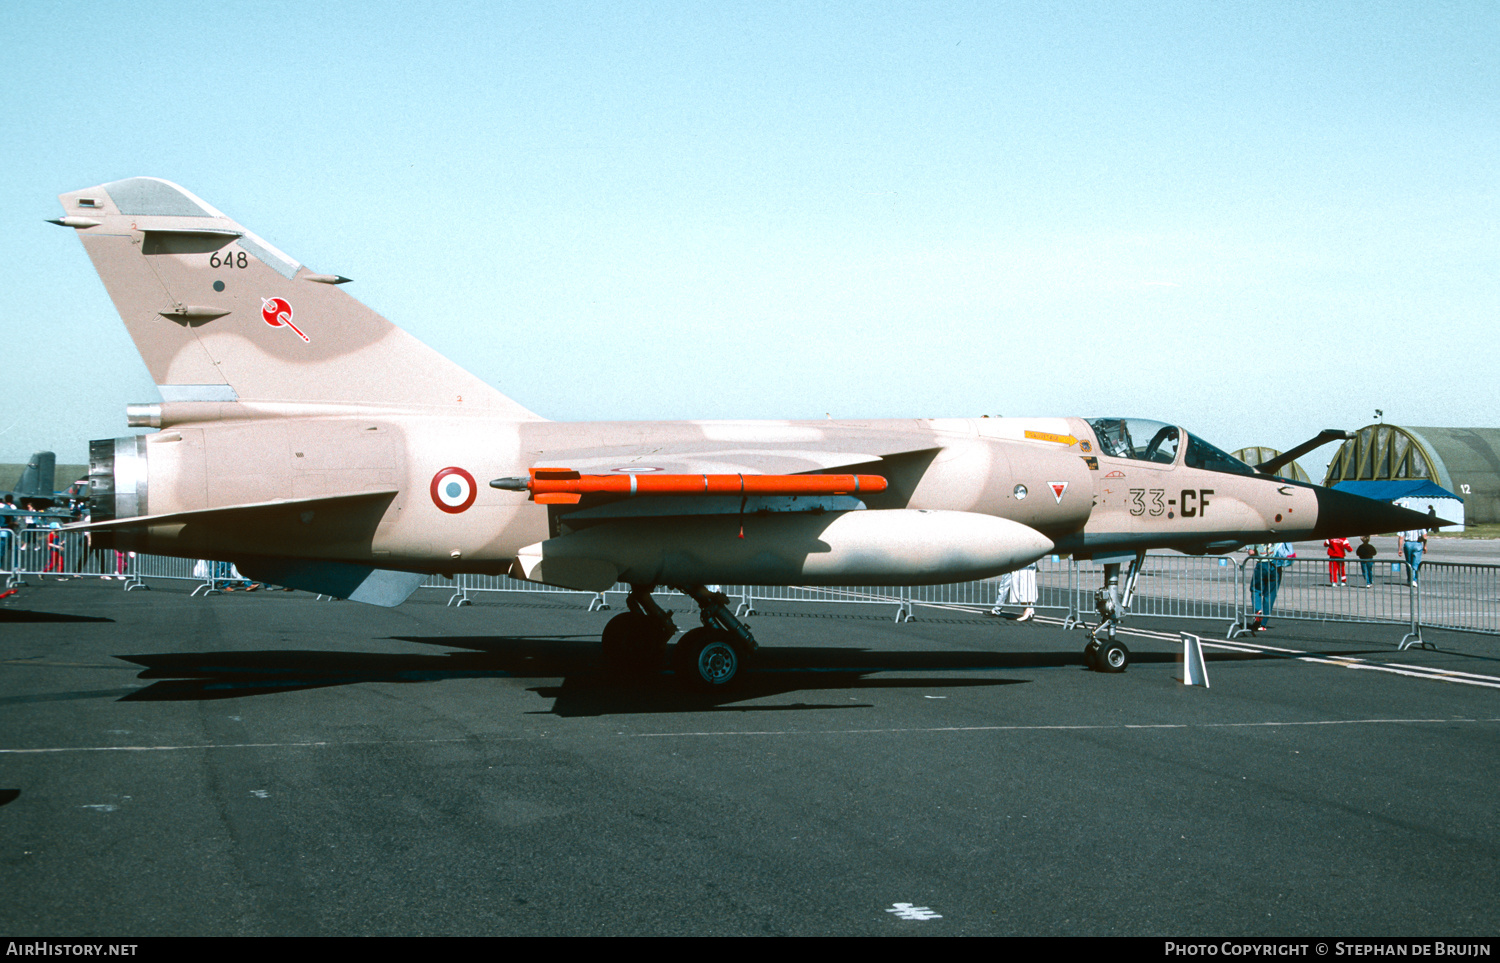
[418,556,1081,624]
[418,572,626,610]
[1074,554,1242,624]
[3,528,202,593]
[1401,560,1500,641]
[1228,555,1423,644]
[908,555,1075,621]
[5,527,1498,648]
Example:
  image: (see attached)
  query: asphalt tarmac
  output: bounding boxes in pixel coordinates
[2,580,1497,936]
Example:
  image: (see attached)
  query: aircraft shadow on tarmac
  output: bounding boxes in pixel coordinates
[0,608,114,623]
[109,634,1291,716]
[521,645,1311,717]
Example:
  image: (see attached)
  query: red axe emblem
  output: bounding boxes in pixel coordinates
[260,297,309,342]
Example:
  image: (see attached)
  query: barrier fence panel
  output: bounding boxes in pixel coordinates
[1407,561,1500,637]
[906,555,1075,616]
[127,553,197,586]
[3,528,229,592]
[1234,556,1419,638]
[717,584,902,608]
[418,574,695,612]
[5,529,146,585]
[1072,554,1243,627]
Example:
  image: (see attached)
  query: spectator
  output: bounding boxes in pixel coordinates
[989,564,1038,621]
[0,495,15,572]
[1010,562,1039,622]
[41,519,66,577]
[1324,536,1352,586]
[988,571,1013,617]
[1248,542,1294,631]
[1355,536,1377,588]
[1397,524,1427,587]
[220,562,260,592]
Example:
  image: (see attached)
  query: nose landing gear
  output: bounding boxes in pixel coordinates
[1085,551,1144,672]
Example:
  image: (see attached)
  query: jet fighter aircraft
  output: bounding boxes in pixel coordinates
[0,451,78,523]
[52,178,1437,686]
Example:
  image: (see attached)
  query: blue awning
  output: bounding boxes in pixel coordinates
[1332,480,1462,502]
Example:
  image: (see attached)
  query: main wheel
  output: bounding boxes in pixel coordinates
[674,627,744,689]
[1095,639,1130,673]
[601,612,669,673]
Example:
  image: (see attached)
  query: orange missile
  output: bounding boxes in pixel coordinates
[491,469,888,505]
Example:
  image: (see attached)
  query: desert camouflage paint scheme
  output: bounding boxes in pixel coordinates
[54,178,1435,678]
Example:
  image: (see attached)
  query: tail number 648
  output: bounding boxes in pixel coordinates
[210,251,248,268]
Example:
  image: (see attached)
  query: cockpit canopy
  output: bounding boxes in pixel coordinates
[1086,418,1257,476]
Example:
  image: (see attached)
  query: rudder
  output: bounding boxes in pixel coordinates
[55,177,540,417]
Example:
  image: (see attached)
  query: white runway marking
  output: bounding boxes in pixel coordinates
[631,718,1499,739]
[0,737,473,755]
[1197,637,1500,690]
[4,718,1496,753]
[1306,660,1500,689]
[886,902,942,920]
[1002,612,1500,691]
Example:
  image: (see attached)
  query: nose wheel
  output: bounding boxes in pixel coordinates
[1085,638,1130,673]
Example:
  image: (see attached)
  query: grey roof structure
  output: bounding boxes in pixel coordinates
[1325,424,1500,524]
[1231,447,1312,484]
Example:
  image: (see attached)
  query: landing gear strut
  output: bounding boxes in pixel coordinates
[1085,551,1144,673]
[671,585,759,690]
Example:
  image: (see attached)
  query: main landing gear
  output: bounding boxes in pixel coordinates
[1085,551,1144,673]
[600,584,759,689]
[600,586,676,673]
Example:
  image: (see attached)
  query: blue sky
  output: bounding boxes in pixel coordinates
[2,1,1496,480]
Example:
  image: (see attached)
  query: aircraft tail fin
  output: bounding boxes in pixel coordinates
[14,451,56,499]
[55,177,541,418]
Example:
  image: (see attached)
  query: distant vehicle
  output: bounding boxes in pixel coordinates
[55,177,1441,685]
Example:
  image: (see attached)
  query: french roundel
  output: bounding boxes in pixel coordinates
[430,467,477,514]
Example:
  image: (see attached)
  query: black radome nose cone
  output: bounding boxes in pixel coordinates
[1310,485,1453,539]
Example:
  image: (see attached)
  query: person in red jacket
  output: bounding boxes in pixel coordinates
[1324,536,1353,586]
[42,525,66,576]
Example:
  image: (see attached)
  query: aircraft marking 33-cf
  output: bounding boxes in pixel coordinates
[52,178,1439,686]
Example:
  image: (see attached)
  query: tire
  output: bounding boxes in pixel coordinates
[1096,640,1130,673]
[601,612,668,673]
[674,627,743,689]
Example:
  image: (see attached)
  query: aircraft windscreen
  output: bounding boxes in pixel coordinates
[1085,418,1180,464]
[1184,433,1258,476]
[1087,418,1259,476]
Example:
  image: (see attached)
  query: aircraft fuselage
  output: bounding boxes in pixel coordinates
[94,410,1336,587]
